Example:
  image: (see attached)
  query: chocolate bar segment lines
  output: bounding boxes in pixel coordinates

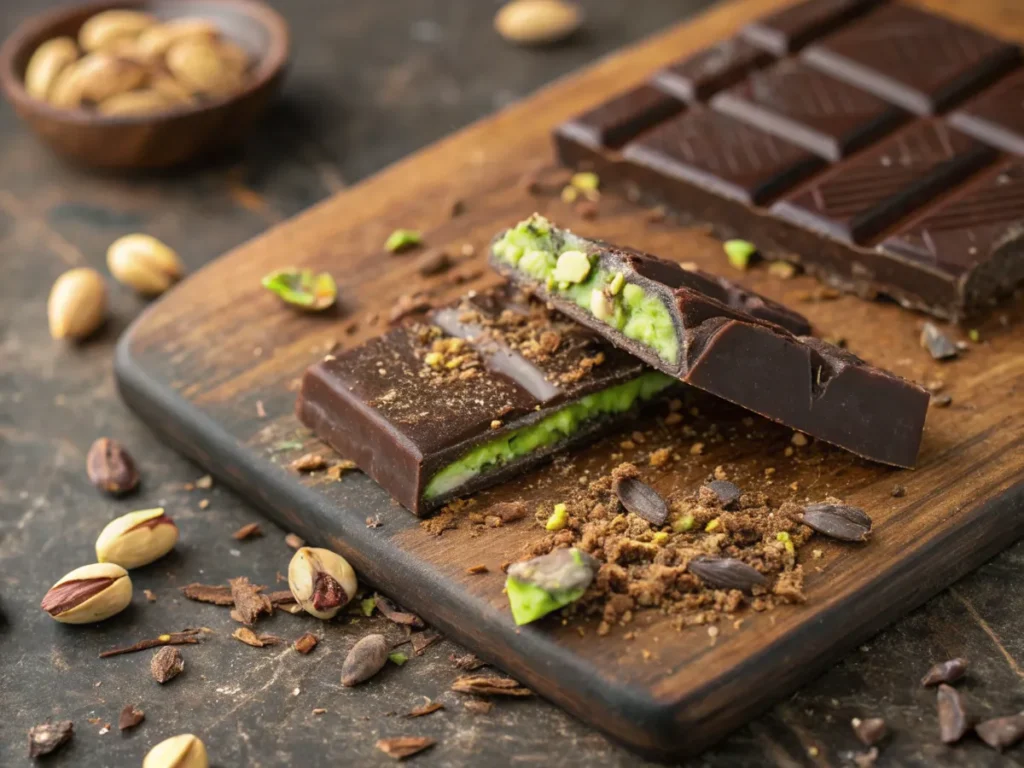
[948,69,1024,156]
[652,39,772,103]
[802,4,1021,115]
[710,59,907,161]
[741,0,883,56]
[556,84,684,151]
[771,120,998,244]
[623,106,825,206]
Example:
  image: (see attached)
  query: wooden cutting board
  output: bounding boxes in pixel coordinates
[115,0,1024,759]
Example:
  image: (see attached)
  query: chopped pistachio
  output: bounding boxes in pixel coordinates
[545,503,568,531]
[261,269,337,311]
[553,250,591,284]
[424,351,443,368]
[388,651,409,666]
[723,239,757,271]
[571,172,600,191]
[608,272,625,295]
[653,531,669,545]
[385,229,422,253]
[968,329,980,343]
[360,596,376,617]
[705,518,720,532]
[560,185,579,203]
[672,515,694,533]
[505,548,598,625]
[590,289,614,320]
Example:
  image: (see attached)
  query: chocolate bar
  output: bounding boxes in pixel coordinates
[490,215,929,468]
[295,289,682,516]
[554,0,1024,319]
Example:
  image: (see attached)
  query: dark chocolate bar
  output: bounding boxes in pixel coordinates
[553,0,1024,320]
[295,289,680,515]
[490,215,929,468]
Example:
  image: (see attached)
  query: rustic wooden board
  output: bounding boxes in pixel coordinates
[115,0,1024,759]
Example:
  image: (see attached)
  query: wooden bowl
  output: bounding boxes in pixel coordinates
[0,0,289,170]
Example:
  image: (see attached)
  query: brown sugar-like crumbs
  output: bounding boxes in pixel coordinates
[290,453,327,472]
[420,509,457,536]
[232,522,263,540]
[648,447,671,468]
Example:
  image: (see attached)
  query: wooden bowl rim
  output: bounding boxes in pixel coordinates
[0,0,290,126]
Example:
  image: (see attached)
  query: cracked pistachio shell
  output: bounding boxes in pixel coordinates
[107,234,185,295]
[288,547,358,620]
[41,562,132,624]
[24,37,79,101]
[143,734,209,768]
[48,267,107,340]
[79,10,156,52]
[96,508,178,569]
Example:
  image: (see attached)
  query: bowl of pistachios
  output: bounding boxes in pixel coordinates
[0,0,289,169]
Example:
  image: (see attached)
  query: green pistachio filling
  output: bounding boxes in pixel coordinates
[423,371,674,500]
[506,548,597,625]
[493,215,679,364]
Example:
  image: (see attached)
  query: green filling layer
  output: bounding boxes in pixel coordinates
[506,549,589,625]
[493,215,679,364]
[423,371,675,500]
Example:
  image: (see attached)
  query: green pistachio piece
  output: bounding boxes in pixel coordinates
[261,268,337,311]
[571,172,600,191]
[723,239,757,271]
[608,272,625,295]
[385,229,422,253]
[360,596,377,617]
[545,502,568,531]
[505,548,598,625]
[553,250,591,284]
[388,651,409,666]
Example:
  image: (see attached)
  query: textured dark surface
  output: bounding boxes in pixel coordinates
[949,68,1024,155]
[2,1,1024,767]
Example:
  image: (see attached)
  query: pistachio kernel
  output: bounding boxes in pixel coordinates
[552,250,591,284]
[288,547,358,619]
[96,508,178,569]
[261,268,337,311]
[142,733,209,768]
[41,562,132,624]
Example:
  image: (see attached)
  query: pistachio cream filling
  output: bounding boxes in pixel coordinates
[422,371,674,500]
[492,214,679,364]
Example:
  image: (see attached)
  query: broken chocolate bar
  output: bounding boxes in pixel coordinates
[490,215,929,467]
[296,289,680,515]
[554,0,1024,319]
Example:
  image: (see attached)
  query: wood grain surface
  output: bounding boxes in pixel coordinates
[115,0,1024,759]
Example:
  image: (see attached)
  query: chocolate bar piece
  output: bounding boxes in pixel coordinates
[490,216,928,468]
[554,2,1024,319]
[295,289,680,515]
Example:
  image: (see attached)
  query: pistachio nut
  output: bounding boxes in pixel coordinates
[41,562,132,624]
[47,267,107,340]
[48,53,147,108]
[215,39,250,75]
[165,38,242,97]
[136,18,220,61]
[288,547,358,619]
[150,73,195,105]
[106,234,185,295]
[97,88,174,117]
[143,734,209,768]
[78,10,156,53]
[494,0,583,46]
[96,508,178,569]
[24,37,79,101]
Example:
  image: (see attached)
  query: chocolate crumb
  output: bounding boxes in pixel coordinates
[290,453,326,472]
[931,393,953,408]
[920,322,958,361]
[117,705,144,731]
[416,249,452,277]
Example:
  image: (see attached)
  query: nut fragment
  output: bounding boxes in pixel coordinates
[98,88,175,116]
[143,733,209,768]
[150,646,184,683]
[96,508,178,569]
[24,37,79,100]
[341,633,390,686]
[79,10,156,52]
[287,547,358,619]
[166,38,242,97]
[48,268,107,340]
[49,53,147,108]
[136,18,220,60]
[495,0,582,46]
[41,562,132,624]
[107,234,185,295]
[86,437,140,495]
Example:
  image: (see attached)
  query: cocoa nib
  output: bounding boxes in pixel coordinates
[150,646,184,684]
[976,713,1024,751]
[613,475,668,526]
[687,556,766,592]
[698,480,743,509]
[450,675,532,697]
[799,503,871,542]
[375,736,435,760]
[86,437,140,495]
[852,717,888,747]
[118,705,144,731]
[28,720,73,758]
[229,577,272,625]
[311,572,347,612]
[937,684,972,744]
[341,634,390,687]
[375,594,425,629]
[921,657,968,687]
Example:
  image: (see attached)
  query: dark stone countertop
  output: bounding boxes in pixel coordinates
[1,1,1023,765]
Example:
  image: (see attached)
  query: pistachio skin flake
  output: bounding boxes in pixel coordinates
[288,547,358,619]
[41,562,132,624]
[384,228,422,253]
[143,733,209,768]
[505,548,598,625]
[96,508,178,569]
[261,268,337,311]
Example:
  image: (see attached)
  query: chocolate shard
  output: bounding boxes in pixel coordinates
[491,217,928,467]
[976,714,1024,752]
[296,287,682,515]
[687,556,766,592]
[799,503,871,542]
[614,476,669,526]
[921,657,968,687]
[937,683,973,744]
